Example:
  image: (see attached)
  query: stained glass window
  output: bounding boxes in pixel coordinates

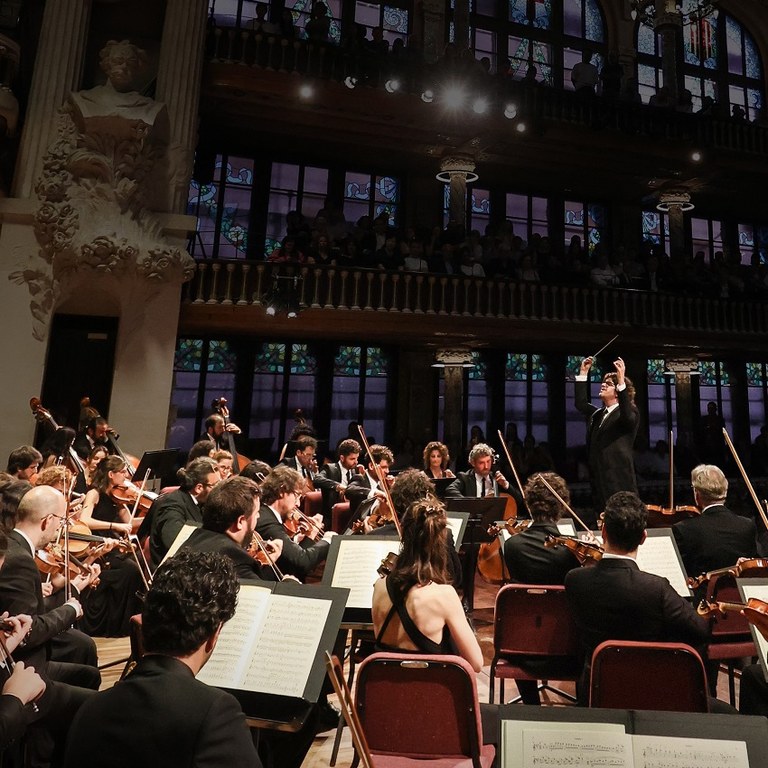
[470,188,491,235]
[747,362,766,387]
[334,345,362,376]
[507,36,553,84]
[566,353,603,380]
[684,6,718,68]
[287,0,342,43]
[344,172,400,229]
[207,340,237,372]
[254,343,286,374]
[564,200,605,254]
[647,358,667,385]
[509,0,551,28]
[366,347,388,377]
[187,171,219,259]
[642,211,671,258]
[746,362,768,437]
[355,1,409,45]
[175,338,204,372]
[647,358,675,444]
[468,351,487,381]
[290,344,317,374]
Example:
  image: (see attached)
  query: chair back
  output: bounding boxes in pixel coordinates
[302,489,323,518]
[331,501,352,533]
[589,640,709,712]
[355,653,488,763]
[324,652,374,768]
[493,584,580,657]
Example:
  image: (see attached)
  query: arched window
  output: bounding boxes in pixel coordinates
[635,6,764,116]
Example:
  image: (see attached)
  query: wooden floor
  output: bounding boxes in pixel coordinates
[94,576,741,768]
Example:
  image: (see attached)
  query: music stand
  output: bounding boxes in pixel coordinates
[133,449,181,488]
[343,497,380,535]
[430,478,454,499]
[444,497,509,544]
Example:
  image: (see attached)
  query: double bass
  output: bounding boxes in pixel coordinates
[29,398,86,476]
[211,397,251,474]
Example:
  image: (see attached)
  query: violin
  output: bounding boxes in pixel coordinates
[544,534,604,566]
[64,520,131,557]
[109,483,158,516]
[293,507,324,541]
[35,544,99,586]
[686,558,768,589]
[487,518,532,538]
[247,532,284,580]
[351,497,396,534]
[697,597,768,640]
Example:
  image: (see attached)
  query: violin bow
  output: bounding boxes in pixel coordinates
[251,533,285,580]
[536,474,595,538]
[357,425,402,540]
[496,429,525,502]
[722,428,768,532]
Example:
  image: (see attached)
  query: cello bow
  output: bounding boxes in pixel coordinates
[496,429,526,502]
[722,428,768,532]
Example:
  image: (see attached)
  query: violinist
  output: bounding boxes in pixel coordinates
[281,434,318,484]
[345,443,394,517]
[5,446,42,482]
[672,464,758,595]
[73,416,110,461]
[181,476,283,581]
[312,438,361,529]
[146,457,221,567]
[422,441,455,479]
[253,466,335,581]
[372,497,482,670]
[73,445,109,496]
[76,456,145,636]
[565,492,710,704]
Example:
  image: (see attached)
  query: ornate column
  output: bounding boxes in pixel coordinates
[13,0,91,198]
[653,2,683,104]
[156,0,210,213]
[435,349,473,466]
[666,357,698,465]
[657,191,693,260]
[437,154,477,229]
[421,0,446,63]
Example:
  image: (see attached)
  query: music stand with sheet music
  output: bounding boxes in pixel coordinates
[445,497,510,544]
[133,449,181,488]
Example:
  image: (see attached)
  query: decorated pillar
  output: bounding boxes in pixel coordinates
[437,154,477,229]
[435,349,473,467]
[657,191,693,260]
[654,2,683,104]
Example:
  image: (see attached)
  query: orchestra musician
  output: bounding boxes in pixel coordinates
[181,476,283,581]
[422,441,455,479]
[574,356,639,528]
[5,447,42,482]
[281,435,318,484]
[312,438,361,529]
[63,550,262,768]
[212,450,234,479]
[444,443,516,502]
[200,413,241,451]
[565,492,711,705]
[72,417,110,461]
[672,464,758,589]
[76,456,146,636]
[345,444,394,517]
[253,466,335,581]
[73,445,109,496]
[145,457,221,567]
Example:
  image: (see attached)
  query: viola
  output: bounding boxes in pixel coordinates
[544,534,604,566]
[687,558,768,589]
[645,503,700,528]
[697,597,768,641]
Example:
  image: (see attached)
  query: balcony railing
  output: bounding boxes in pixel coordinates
[204,25,768,157]
[182,260,768,336]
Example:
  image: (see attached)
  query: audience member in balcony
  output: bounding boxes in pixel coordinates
[648,85,674,108]
[336,237,361,269]
[641,253,667,292]
[305,1,331,43]
[402,239,429,272]
[589,252,619,287]
[620,76,642,104]
[522,63,539,86]
[429,241,457,274]
[285,209,310,250]
[268,235,305,264]
[517,253,540,283]
[731,103,746,122]
[751,426,768,476]
[571,51,598,95]
[279,8,296,38]
[375,232,403,271]
[700,402,726,468]
[306,234,336,266]
[676,87,693,113]
[459,247,485,277]
[599,51,622,99]
[566,234,585,263]
[248,3,280,35]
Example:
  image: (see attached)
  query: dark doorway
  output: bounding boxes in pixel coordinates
[37,314,119,441]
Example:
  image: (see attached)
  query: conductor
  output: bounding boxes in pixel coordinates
[575,356,639,527]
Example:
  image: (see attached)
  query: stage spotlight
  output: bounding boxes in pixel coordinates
[504,103,518,119]
[298,83,314,100]
[344,76,358,89]
[421,89,434,103]
[442,84,466,110]
[516,122,526,133]
[472,97,488,114]
[691,150,702,162]
[385,78,401,93]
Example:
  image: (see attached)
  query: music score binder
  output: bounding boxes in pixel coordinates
[197,579,348,729]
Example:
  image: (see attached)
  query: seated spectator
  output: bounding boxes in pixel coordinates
[459,247,485,277]
[248,3,280,34]
[517,254,540,282]
[402,239,429,272]
[305,1,331,43]
[376,232,402,271]
[267,235,305,263]
[590,253,619,287]
[306,234,336,266]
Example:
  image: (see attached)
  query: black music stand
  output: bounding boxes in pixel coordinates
[133,449,181,488]
[444,497,509,544]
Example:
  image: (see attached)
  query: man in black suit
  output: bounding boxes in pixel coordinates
[312,438,362,528]
[182,475,282,581]
[63,550,262,768]
[254,466,335,580]
[199,412,242,451]
[345,444,394,519]
[146,457,221,567]
[565,491,709,704]
[72,417,110,461]
[281,435,318,484]
[574,356,639,527]
[672,463,758,586]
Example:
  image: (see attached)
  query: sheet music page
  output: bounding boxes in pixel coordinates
[197,584,273,688]
[501,721,625,768]
[738,582,768,679]
[330,539,398,608]
[557,520,576,536]
[445,515,463,547]
[631,735,748,768]
[242,593,332,697]
[161,523,200,564]
[636,533,690,597]
[522,729,632,768]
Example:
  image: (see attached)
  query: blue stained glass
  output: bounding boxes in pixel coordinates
[366,347,387,377]
[290,344,317,374]
[533,0,551,29]
[584,0,603,42]
[506,353,528,381]
[637,25,658,56]
[175,339,203,372]
[346,181,371,201]
[208,340,236,372]
[531,354,547,381]
[565,207,584,227]
[746,363,766,387]
[748,88,762,111]
[647,358,667,385]
[225,161,253,186]
[745,32,762,79]
[566,354,603,380]
[642,211,660,240]
[374,203,397,227]
[683,10,717,68]
[471,190,491,216]
[383,6,408,34]
[335,346,361,376]
[375,177,399,203]
[589,204,606,228]
[255,343,286,374]
[469,351,487,380]
[509,0,529,25]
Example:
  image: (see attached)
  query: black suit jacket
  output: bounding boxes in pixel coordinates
[148,490,203,567]
[62,655,261,768]
[672,504,758,580]
[254,507,329,580]
[0,532,80,668]
[312,462,348,523]
[182,527,276,582]
[575,380,639,512]
[565,557,709,685]
[503,522,580,585]
[443,470,522,511]
[345,473,375,515]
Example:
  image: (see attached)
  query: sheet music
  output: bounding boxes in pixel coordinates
[330,538,399,608]
[636,532,690,597]
[557,521,576,536]
[522,729,632,768]
[161,523,200,564]
[502,721,626,768]
[445,514,463,547]
[632,735,748,768]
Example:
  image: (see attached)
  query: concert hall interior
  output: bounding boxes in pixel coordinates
[2,0,768,762]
